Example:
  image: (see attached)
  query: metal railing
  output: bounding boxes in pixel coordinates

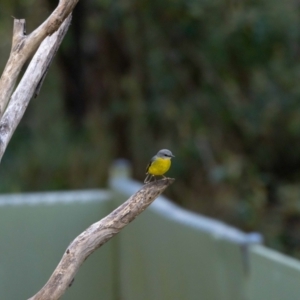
[0,161,299,299]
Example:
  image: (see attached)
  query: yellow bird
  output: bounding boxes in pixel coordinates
[144,149,175,183]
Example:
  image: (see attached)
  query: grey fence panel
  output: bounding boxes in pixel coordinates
[246,244,300,300]
[0,190,116,300]
[4,159,298,300]
[117,207,220,300]
[110,173,262,300]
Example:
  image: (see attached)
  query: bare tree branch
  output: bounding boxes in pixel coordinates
[0,4,175,300]
[0,0,79,117]
[0,15,72,162]
[28,178,175,300]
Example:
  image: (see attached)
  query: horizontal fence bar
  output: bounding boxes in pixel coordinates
[109,160,263,300]
[109,171,263,246]
[0,189,116,300]
[0,189,111,206]
[0,159,298,300]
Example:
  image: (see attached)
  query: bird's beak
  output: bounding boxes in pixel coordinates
[172,154,175,158]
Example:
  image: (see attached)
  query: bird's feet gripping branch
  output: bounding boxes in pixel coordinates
[144,149,175,183]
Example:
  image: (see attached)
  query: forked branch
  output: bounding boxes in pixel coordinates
[0,16,72,162]
[0,0,80,162]
[0,0,79,117]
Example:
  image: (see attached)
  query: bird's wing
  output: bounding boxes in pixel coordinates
[146,155,156,173]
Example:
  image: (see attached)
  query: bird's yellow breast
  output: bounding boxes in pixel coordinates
[147,157,171,176]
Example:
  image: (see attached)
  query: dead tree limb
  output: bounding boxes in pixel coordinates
[0,0,80,162]
[28,178,175,300]
[0,15,72,162]
[0,0,79,117]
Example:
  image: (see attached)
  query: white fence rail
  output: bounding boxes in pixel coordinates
[0,162,299,299]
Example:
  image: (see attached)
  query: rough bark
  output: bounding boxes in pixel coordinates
[0,0,79,116]
[28,178,175,300]
[0,16,72,162]
[0,3,176,300]
[0,0,80,162]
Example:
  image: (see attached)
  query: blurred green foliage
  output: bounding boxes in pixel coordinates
[1,0,300,257]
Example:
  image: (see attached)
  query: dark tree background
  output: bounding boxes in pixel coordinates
[1,0,300,257]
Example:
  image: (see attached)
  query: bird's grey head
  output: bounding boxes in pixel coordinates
[156,149,175,158]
